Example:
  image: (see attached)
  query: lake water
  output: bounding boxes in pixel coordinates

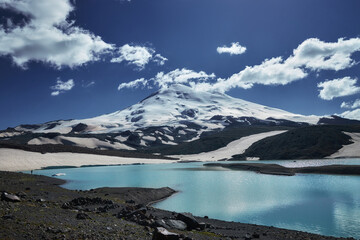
[31,159,360,239]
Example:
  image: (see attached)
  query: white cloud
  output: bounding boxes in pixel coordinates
[341,99,360,109]
[192,38,360,93]
[217,42,247,55]
[51,91,60,96]
[317,77,360,100]
[153,54,168,66]
[111,44,167,70]
[340,109,360,120]
[118,68,215,91]
[286,38,360,71]
[341,101,352,109]
[118,78,148,90]
[0,0,113,69]
[50,78,74,96]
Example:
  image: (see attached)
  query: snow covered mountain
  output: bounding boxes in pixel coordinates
[2,84,322,150]
[17,84,319,133]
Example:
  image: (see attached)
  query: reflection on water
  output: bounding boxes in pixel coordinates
[32,159,360,239]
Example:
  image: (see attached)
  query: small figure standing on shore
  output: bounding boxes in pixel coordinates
[31,170,33,174]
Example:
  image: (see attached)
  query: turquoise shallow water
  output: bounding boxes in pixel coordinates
[31,159,360,239]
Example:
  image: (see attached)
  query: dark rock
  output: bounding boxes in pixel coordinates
[252,232,260,238]
[36,198,46,202]
[2,214,15,220]
[204,215,209,219]
[76,212,91,220]
[1,192,21,202]
[125,199,135,204]
[198,222,206,230]
[152,227,179,240]
[17,191,27,198]
[155,219,170,229]
[176,212,200,230]
[165,219,187,230]
[61,202,70,209]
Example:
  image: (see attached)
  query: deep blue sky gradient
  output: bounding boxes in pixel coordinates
[1,0,360,129]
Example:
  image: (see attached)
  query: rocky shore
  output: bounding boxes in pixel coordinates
[0,171,354,239]
[204,163,360,176]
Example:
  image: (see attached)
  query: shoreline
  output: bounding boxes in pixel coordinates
[2,147,360,172]
[0,171,353,239]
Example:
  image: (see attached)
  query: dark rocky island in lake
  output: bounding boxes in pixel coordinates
[204,162,360,176]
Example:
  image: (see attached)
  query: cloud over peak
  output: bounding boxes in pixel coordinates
[0,0,113,69]
[111,44,167,70]
[118,68,215,91]
[217,42,247,55]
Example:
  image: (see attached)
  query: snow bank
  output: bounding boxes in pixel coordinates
[0,148,176,171]
[328,132,360,159]
[172,130,287,161]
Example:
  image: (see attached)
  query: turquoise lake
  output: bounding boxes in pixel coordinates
[32,159,360,239]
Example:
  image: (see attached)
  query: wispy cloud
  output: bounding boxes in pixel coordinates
[118,78,148,90]
[118,68,215,90]
[341,99,360,109]
[50,78,75,96]
[0,0,113,69]
[217,42,247,55]
[111,44,167,70]
[317,77,360,100]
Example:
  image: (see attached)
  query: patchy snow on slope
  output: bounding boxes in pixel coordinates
[28,136,134,150]
[0,131,23,138]
[143,136,156,141]
[327,132,360,159]
[172,130,287,161]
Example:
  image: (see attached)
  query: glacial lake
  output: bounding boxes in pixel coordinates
[31,159,360,239]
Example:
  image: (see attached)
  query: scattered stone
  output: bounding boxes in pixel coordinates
[176,212,200,230]
[76,212,91,220]
[166,219,187,230]
[1,192,21,202]
[204,215,209,219]
[244,233,252,240]
[152,227,179,240]
[125,199,135,204]
[17,191,27,198]
[36,198,46,202]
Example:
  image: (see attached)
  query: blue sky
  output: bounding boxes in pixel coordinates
[1,0,360,129]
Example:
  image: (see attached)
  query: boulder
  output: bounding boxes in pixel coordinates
[155,219,169,229]
[165,219,187,230]
[1,192,20,202]
[176,212,199,230]
[76,212,91,220]
[152,227,179,240]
